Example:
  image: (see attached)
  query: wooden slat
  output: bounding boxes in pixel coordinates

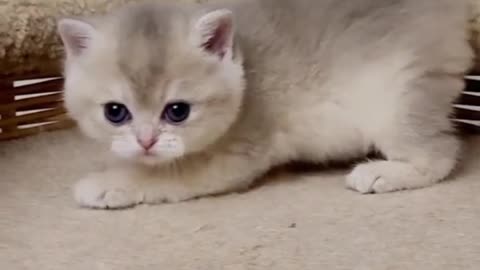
[456,92,480,106]
[0,120,75,141]
[0,107,66,128]
[16,113,70,126]
[454,107,480,120]
[455,121,480,134]
[0,80,16,133]
[16,100,64,112]
[0,73,61,82]
[0,93,63,112]
[464,78,480,92]
[1,78,64,96]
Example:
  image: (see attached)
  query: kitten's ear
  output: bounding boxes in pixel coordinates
[57,18,96,57]
[192,9,234,59]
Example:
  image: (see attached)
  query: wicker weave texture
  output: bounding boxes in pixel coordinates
[0,76,74,140]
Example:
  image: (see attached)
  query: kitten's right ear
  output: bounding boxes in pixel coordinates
[57,18,96,57]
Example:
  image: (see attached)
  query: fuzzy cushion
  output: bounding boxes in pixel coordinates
[0,0,480,77]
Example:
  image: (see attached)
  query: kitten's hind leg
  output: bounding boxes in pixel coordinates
[346,74,463,194]
[346,135,460,194]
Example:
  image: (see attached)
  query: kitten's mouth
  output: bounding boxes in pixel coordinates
[137,153,161,166]
[142,151,156,157]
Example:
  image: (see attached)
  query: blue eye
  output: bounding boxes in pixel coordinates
[162,102,191,124]
[104,102,131,125]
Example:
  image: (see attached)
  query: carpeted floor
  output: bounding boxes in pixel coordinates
[0,129,479,269]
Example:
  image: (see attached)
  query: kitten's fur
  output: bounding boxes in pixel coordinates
[58,0,473,209]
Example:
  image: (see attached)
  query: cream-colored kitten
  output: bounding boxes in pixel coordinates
[58,0,473,209]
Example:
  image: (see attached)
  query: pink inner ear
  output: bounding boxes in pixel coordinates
[69,35,90,53]
[201,22,231,59]
[58,19,95,57]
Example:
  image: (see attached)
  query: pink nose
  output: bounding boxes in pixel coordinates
[137,137,157,150]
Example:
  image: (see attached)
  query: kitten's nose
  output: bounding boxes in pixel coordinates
[137,137,157,151]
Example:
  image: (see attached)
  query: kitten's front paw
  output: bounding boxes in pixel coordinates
[74,175,143,209]
[346,161,406,194]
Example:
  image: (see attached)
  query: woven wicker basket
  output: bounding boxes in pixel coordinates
[0,73,74,141]
[456,76,480,133]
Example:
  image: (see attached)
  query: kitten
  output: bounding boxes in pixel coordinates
[58,0,473,209]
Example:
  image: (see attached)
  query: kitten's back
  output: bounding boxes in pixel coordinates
[228,0,472,99]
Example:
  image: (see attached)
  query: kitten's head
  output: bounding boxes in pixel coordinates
[58,3,245,165]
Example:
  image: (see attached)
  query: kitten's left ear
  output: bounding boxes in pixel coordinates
[192,9,234,59]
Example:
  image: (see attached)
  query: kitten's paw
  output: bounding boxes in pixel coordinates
[74,175,143,209]
[346,161,410,194]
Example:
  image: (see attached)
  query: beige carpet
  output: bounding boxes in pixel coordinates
[0,129,479,270]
